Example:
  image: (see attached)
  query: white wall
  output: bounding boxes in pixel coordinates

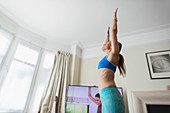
[125,40,170,113]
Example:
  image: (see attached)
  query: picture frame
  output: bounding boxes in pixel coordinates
[145,49,170,79]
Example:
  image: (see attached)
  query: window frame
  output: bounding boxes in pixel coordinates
[26,50,55,113]
[0,27,14,79]
[16,40,42,113]
[0,26,56,113]
[0,36,43,113]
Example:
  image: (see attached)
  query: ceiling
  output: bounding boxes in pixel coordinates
[0,0,170,48]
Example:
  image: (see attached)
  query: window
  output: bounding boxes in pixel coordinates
[0,28,13,67]
[0,41,40,113]
[0,27,56,113]
[29,51,55,113]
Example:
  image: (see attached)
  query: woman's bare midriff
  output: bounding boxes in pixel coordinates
[98,68,116,91]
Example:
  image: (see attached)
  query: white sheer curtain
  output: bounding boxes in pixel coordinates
[38,51,71,113]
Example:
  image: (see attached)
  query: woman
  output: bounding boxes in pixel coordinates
[88,86,102,113]
[98,8,126,113]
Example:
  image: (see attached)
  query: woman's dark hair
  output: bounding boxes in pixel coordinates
[118,42,122,51]
[95,93,100,98]
[118,42,126,76]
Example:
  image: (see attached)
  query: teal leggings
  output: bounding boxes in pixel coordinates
[99,87,125,113]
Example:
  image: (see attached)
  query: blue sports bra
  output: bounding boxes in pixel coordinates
[98,55,117,72]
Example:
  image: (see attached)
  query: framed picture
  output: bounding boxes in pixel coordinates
[145,50,170,79]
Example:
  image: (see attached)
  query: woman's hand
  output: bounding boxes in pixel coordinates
[111,8,118,34]
[110,8,119,54]
[102,27,111,55]
[106,26,110,44]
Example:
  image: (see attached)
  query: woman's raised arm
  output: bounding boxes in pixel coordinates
[110,8,119,54]
[102,27,111,55]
